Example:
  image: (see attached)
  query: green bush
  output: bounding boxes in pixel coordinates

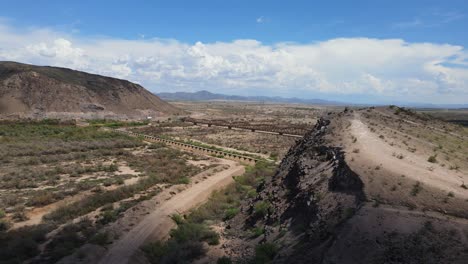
[170,222,219,246]
[89,232,110,246]
[254,201,271,217]
[223,208,240,220]
[250,226,265,238]
[427,155,437,163]
[254,243,278,263]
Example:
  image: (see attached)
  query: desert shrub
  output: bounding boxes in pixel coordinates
[171,214,185,225]
[12,207,29,222]
[0,224,52,263]
[44,175,161,223]
[0,219,11,231]
[250,226,265,238]
[89,232,110,246]
[253,243,278,263]
[143,240,205,264]
[97,210,119,225]
[223,208,240,220]
[173,223,219,246]
[43,218,97,262]
[143,217,218,264]
[411,181,423,196]
[27,191,58,206]
[428,155,437,163]
[178,176,190,184]
[254,201,271,217]
[217,256,233,264]
[148,142,166,149]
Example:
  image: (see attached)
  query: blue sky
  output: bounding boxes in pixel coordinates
[3,0,468,45]
[0,0,467,104]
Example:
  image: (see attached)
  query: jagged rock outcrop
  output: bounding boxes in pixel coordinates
[226,114,366,262]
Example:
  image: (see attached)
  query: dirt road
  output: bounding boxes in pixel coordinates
[350,116,468,199]
[98,159,245,264]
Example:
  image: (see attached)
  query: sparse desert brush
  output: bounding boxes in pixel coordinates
[352,148,360,153]
[427,155,437,163]
[217,256,232,264]
[254,243,278,263]
[254,201,271,217]
[0,219,11,231]
[411,181,422,196]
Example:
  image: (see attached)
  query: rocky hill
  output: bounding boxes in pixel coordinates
[0,61,183,119]
[222,107,468,263]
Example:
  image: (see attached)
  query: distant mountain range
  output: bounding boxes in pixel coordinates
[157,90,468,109]
[157,90,345,105]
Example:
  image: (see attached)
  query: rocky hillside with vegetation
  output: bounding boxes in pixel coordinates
[188,107,468,263]
[0,61,183,119]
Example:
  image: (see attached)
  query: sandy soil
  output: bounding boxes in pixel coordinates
[97,159,245,264]
[12,191,90,229]
[349,115,468,199]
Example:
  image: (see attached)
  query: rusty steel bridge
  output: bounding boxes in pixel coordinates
[182,117,309,138]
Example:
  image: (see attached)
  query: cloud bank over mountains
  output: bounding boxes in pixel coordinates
[0,22,467,104]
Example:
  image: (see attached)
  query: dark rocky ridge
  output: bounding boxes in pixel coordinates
[226,113,367,262]
[225,111,468,263]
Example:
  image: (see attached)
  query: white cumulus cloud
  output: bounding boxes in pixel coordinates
[0,22,467,104]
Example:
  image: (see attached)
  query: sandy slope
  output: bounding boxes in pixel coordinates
[350,115,468,199]
[97,159,245,264]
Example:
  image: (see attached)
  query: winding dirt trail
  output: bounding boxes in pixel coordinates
[98,159,245,264]
[350,115,468,199]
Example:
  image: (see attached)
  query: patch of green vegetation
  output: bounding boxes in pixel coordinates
[217,256,233,264]
[223,208,240,221]
[88,119,149,128]
[160,136,266,161]
[250,226,265,238]
[0,224,53,263]
[254,201,272,217]
[142,215,219,264]
[253,243,278,263]
[142,162,277,263]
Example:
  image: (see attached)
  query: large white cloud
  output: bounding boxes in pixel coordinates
[0,22,467,103]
